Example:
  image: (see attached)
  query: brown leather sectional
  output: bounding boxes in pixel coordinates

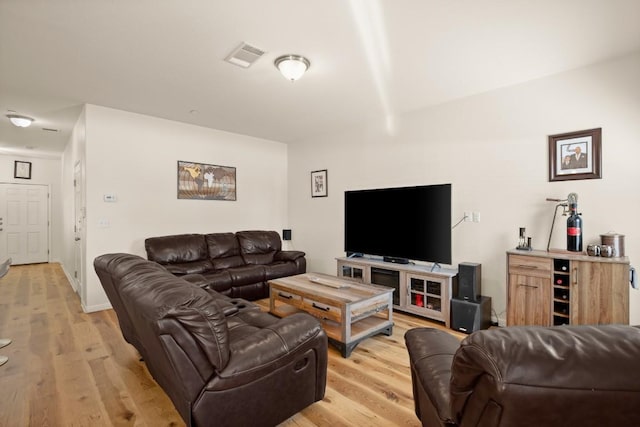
[145,230,305,300]
[405,325,640,426]
[94,253,327,427]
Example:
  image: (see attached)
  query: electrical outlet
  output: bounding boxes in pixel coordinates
[464,211,472,221]
[472,211,481,222]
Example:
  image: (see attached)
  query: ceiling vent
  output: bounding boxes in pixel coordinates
[224,42,265,68]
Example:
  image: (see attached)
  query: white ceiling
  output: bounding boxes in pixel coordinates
[1,0,639,155]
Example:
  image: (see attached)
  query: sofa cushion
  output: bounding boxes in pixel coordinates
[146,234,208,264]
[164,259,214,275]
[228,265,265,284]
[237,230,281,265]
[205,233,246,269]
[201,270,234,293]
[163,299,230,370]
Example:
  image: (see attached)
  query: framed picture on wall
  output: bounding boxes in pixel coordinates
[311,169,328,198]
[14,160,32,179]
[177,160,237,200]
[548,128,602,182]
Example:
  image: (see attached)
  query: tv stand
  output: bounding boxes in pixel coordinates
[383,256,410,264]
[337,257,457,327]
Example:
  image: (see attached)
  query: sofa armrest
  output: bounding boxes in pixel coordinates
[405,328,460,426]
[451,325,640,426]
[274,250,306,262]
[206,313,326,391]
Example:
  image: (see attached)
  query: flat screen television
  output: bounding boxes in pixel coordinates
[344,184,451,265]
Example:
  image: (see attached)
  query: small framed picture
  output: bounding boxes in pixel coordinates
[311,169,328,198]
[14,161,32,179]
[548,128,602,182]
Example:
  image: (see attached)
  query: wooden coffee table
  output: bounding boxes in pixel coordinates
[269,273,394,357]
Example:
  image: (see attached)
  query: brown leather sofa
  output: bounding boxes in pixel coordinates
[94,253,327,427]
[145,230,305,301]
[405,325,640,427]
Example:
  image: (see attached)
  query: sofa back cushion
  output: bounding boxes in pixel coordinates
[205,233,246,269]
[118,264,231,393]
[237,230,281,265]
[162,297,230,370]
[94,253,169,348]
[145,234,210,274]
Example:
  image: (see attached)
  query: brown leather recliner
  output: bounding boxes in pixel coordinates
[405,325,640,427]
[94,253,327,427]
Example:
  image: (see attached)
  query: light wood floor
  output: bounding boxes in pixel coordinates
[0,263,464,426]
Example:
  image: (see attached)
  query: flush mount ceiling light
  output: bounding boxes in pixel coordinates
[274,55,311,81]
[6,113,34,128]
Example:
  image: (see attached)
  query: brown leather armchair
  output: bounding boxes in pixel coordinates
[405,325,640,427]
[95,253,327,427]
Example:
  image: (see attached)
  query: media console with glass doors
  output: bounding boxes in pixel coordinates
[336,257,457,327]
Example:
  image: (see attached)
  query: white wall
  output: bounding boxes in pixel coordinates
[78,105,289,311]
[288,52,640,325]
[0,152,63,263]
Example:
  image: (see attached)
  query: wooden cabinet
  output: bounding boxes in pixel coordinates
[507,254,552,326]
[337,257,456,327]
[570,260,629,325]
[507,250,630,326]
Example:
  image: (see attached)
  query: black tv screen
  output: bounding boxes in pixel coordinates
[344,184,451,264]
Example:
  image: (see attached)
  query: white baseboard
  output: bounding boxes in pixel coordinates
[60,264,78,292]
[82,301,113,313]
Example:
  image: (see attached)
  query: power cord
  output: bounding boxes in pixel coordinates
[451,214,469,230]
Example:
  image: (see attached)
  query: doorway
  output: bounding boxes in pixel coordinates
[0,183,49,264]
[73,162,84,295]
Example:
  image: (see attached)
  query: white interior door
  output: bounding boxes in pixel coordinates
[0,183,49,265]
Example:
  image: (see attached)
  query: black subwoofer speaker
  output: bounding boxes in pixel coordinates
[450,296,492,334]
[458,262,481,301]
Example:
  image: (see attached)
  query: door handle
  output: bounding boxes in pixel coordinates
[75,237,81,241]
